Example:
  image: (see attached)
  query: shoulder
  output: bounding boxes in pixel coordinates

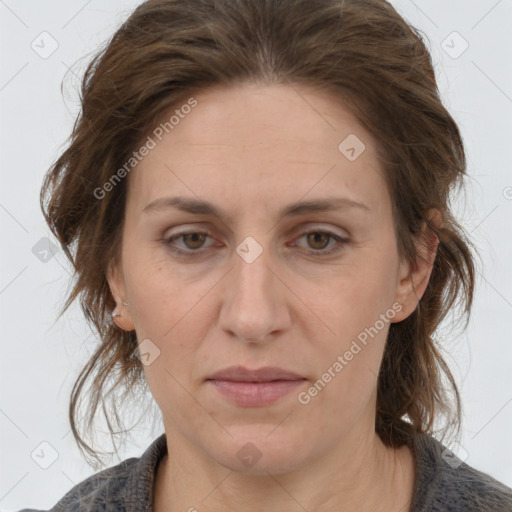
[18,433,167,512]
[411,432,512,512]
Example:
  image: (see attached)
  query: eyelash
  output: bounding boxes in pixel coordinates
[163,229,349,257]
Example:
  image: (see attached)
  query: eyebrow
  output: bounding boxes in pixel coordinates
[142,195,370,222]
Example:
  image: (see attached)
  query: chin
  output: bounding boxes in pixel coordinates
[205,428,313,476]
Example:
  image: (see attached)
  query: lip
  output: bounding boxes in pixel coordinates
[206,366,307,407]
[207,365,305,382]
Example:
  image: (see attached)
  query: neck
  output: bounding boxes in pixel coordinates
[153,421,416,512]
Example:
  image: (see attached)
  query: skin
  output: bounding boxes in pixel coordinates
[108,82,440,512]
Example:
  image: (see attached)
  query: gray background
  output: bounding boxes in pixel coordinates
[1,0,511,509]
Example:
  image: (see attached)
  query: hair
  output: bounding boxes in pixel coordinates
[41,0,477,468]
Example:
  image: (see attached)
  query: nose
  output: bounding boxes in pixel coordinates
[217,242,292,344]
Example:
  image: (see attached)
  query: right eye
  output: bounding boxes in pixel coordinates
[163,231,215,255]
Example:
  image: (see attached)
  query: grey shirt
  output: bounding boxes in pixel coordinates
[19,432,512,511]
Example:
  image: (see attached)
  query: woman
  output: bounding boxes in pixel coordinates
[20,0,512,510]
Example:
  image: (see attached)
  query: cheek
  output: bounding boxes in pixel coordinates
[314,256,397,338]
[306,246,398,398]
[124,245,210,338]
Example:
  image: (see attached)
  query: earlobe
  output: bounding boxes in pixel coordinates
[391,209,442,323]
[107,262,136,332]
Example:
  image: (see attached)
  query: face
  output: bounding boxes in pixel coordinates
[108,82,434,475]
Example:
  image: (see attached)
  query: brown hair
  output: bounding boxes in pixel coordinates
[41,0,477,468]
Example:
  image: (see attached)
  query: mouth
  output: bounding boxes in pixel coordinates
[206,366,307,407]
[207,365,305,382]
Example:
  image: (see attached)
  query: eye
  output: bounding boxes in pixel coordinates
[163,228,349,257]
[292,229,349,256]
[164,231,213,255]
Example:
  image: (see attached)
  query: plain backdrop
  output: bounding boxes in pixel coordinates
[0,0,511,510]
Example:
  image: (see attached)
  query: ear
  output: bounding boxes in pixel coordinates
[107,261,135,331]
[391,209,442,323]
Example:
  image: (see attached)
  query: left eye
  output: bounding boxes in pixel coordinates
[294,230,346,254]
[163,229,348,256]
[289,229,350,257]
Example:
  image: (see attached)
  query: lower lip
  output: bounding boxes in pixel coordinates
[208,379,306,407]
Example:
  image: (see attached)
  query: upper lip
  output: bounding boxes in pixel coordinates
[207,366,306,382]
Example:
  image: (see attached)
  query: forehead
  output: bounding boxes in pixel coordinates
[126,83,390,220]
[155,82,368,150]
